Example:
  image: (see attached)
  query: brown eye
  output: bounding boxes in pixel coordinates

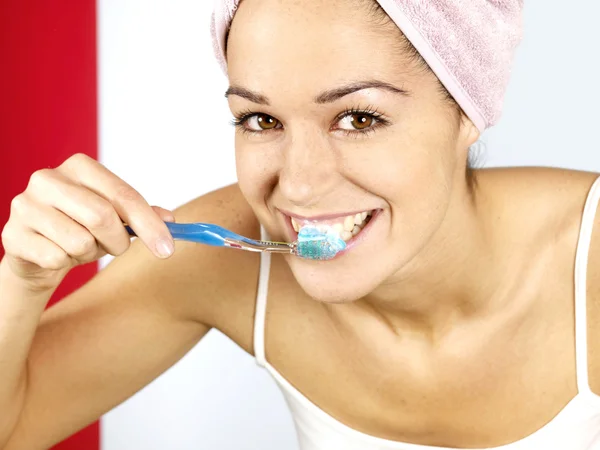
[337,113,378,131]
[257,114,278,129]
[246,114,280,131]
[350,114,373,130]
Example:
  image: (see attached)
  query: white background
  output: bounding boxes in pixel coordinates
[98,0,600,449]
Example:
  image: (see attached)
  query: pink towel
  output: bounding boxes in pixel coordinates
[211,0,523,131]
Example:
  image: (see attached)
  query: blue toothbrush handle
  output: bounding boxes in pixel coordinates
[125,222,343,260]
[125,221,248,247]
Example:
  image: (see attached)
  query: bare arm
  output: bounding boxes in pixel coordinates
[1,184,258,449]
[588,179,600,393]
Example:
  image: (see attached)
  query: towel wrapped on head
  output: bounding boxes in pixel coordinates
[211,0,523,131]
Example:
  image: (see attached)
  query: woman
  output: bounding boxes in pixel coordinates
[1,0,599,448]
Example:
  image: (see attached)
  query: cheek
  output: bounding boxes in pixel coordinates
[342,135,453,202]
[235,139,279,202]
[341,133,455,238]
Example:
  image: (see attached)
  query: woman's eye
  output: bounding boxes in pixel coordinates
[337,113,377,131]
[233,110,386,135]
[245,114,281,131]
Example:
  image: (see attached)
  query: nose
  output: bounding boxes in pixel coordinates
[278,130,338,208]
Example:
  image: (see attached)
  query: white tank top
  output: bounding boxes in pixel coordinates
[254,176,600,450]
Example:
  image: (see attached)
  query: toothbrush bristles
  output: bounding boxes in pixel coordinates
[297,240,336,260]
[295,227,346,260]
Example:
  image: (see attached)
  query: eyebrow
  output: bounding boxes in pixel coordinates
[314,80,408,103]
[224,80,408,105]
[224,86,270,105]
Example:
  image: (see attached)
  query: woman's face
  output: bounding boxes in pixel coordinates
[226,0,479,303]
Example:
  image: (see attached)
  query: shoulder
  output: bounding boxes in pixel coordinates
[478,166,599,272]
[152,183,262,354]
[478,167,600,391]
[477,167,599,234]
[476,166,598,204]
[175,183,259,238]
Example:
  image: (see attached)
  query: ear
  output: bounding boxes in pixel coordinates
[458,113,480,150]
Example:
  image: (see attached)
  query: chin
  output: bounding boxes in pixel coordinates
[286,257,385,304]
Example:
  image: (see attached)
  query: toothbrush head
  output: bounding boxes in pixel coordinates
[295,226,346,260]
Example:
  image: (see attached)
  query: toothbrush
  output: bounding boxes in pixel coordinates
[124,221,346,261]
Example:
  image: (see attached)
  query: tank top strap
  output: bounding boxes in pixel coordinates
[574,176,600,393]
[253,225,271,368]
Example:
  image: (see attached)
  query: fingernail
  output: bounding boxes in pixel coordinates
[155,238,174,258]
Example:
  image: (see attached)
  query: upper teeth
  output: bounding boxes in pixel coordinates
[343,215,355,232]
[290,210,372,241]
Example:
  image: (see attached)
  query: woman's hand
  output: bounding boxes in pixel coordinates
[1,153,175,293]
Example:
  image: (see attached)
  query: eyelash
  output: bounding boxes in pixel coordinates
[230,106,390,137]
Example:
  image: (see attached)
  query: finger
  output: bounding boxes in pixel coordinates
[57,155,175,258]
[26,169,136,257]
[2,224,73,272]
[151,206,176,223]
[21,198,128,262]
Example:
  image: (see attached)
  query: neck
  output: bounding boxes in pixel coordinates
[356,180,516,337]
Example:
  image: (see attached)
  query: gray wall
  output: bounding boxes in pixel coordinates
[482,1,600,171]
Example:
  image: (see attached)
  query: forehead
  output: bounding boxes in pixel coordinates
[226,0,410,92]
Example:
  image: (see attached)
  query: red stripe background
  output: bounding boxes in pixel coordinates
[0,1,100,449]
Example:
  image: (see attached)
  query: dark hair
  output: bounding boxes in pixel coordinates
[366,1,479,192]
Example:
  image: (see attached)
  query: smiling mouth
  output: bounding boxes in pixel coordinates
[287,210,374,243]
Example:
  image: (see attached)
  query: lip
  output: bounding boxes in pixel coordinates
[279,208,376,222]
[279,208,382,258]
